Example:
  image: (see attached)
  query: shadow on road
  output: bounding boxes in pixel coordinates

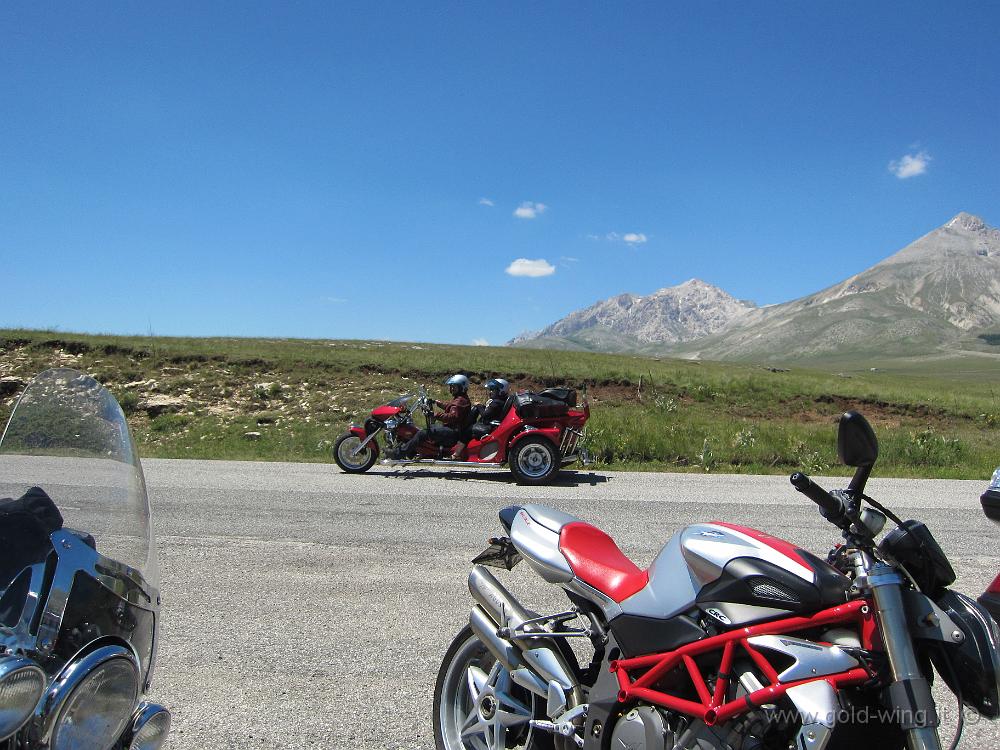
[365,468,611,487]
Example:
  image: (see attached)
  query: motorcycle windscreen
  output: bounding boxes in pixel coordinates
[386,394,416,408]
[0,368,157,592]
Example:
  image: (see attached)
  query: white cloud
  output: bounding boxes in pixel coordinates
[478,197,495,207]
[595,231,648,244]
[506,258,556,277]
[471,338,489,346]
[889,151,931,179]
[320,296,348,304]
[560,256,579,263]
[513,201,547,219]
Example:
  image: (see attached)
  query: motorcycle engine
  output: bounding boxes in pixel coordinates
[608,706,784,750]
[608,706,673,749]
[608,661,793,750]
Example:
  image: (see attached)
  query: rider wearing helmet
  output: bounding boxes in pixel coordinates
[433,374,473,427]
[398,374,472,458]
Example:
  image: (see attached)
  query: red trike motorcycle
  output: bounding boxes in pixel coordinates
[332,385,590,484]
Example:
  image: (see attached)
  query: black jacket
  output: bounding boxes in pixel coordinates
[481,397,506,423]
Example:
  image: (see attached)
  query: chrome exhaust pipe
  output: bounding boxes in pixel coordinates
[470,606,522,672]
[468,566,579,695]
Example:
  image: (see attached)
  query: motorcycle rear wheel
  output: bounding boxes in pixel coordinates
[333,432,378,473]
[509,437,559,485]
[433,625,553,750]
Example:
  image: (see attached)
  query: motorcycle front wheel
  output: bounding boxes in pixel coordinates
[433,625,553,750]
[332,432,378,473]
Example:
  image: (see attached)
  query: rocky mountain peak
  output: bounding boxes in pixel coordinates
[510,279,756,349]
[947,212,987,232]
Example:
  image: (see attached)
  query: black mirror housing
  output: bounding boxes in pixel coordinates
[838,411,879,467]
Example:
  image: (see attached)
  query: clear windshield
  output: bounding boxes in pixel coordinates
[0,369,156,589]
[386,394,416,408]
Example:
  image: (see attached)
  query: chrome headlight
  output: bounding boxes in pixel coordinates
[40,645,140,750]
[0,655,46,740]
[125,702,171,750]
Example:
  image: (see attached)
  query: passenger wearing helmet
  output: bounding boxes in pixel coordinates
[398,374,472,458]
[481,378,510,423]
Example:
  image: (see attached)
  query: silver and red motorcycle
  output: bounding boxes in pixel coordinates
[433,411,999,750]
[0,369,170,750]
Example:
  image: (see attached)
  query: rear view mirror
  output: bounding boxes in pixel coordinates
[838,411,878,467]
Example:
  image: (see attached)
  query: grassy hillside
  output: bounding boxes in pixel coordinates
[1,329,998,479]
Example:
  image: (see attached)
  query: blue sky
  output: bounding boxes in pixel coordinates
[2,2,998,346]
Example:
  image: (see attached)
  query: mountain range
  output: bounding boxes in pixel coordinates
[510,212,1000,368]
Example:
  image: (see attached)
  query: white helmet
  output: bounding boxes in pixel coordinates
[445,374,470,395]
[486,378,510,398]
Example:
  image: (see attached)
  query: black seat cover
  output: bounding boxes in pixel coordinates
[468,423,493,440]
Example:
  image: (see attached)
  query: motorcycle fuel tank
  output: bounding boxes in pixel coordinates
[621,522,850,627]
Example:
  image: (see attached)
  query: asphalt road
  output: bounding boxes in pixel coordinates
[131,461,999,749]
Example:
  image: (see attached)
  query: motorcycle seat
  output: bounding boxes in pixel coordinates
[559,522,649,603]
[467,422,495,441]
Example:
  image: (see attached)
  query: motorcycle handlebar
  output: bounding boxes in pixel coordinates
[790,472,846,520]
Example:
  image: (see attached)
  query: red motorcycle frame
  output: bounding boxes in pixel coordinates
[332,386,590,484]
[611,597,878,726]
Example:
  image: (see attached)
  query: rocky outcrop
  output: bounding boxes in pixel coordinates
[0,377,25,397]
[138,394,190,418]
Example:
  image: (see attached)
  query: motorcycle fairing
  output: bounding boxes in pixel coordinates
[371,405,403,420]
[508,507,574,583]
[695,552,853,621]
[0,525,158,691]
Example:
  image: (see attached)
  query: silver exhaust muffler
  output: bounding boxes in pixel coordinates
[470,606,523,672]
[467,566,579,696]
[469,565,532,629]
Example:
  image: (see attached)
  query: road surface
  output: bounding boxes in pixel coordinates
[128,461,1000,748]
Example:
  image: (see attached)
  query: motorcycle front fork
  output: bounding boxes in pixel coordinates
[860,557,943,750]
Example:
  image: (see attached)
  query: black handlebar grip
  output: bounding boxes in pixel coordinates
[789,472,843,517]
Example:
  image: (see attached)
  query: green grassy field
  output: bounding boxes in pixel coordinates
[1,328,997,479]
